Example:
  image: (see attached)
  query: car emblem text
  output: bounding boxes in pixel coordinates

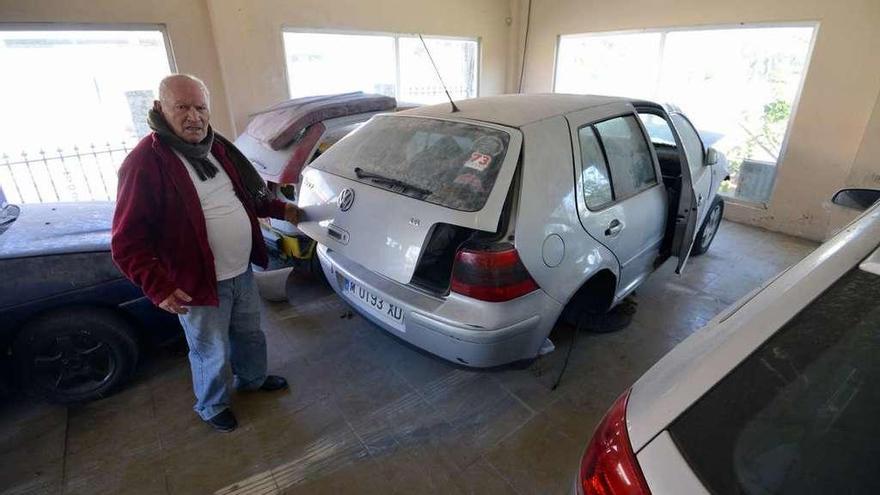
[338,188,355,211]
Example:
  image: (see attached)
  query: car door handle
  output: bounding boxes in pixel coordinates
[605,219,623,237]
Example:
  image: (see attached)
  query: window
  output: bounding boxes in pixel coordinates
[555,32,661,100]
[283,31,478,105]
[639,113,676,147]
[555,25,816,203]
[310,115,509,212]
[577,126,613,209]
[397,36,478,104]
[282,32,396,98]
[671,113,705,175]
[670,266,880,494]
[0,27,173,203]
[594,116,657,198]
[576,115,657,210]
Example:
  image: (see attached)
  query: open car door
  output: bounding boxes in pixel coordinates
[667,112,700,274]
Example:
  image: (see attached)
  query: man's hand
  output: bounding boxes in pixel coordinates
[284,203,302,225]
[159,289,192,314]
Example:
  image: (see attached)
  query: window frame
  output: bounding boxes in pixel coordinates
[576,124,616,211]
[553,21,817,96]
[576,112,662,212]
[669,111,706,170]
[280,27,481,102]
[636,106,694,178]
[553,22,819,207]
[0,22,177,72]
[0,23,177,204]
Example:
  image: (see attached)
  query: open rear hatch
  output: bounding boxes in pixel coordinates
[297,114,522,285]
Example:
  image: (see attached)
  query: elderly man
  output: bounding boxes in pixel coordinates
[112,74,298,432]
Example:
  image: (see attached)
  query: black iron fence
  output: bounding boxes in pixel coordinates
[0,142,134,204]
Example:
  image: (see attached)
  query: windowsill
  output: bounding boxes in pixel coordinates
[719,194,770,210]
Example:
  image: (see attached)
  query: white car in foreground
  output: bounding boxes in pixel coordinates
[575,188,880,494]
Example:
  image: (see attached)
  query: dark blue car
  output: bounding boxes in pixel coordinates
[0,191,180,403]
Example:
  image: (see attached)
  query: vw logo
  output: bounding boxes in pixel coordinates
[338,188,355,212]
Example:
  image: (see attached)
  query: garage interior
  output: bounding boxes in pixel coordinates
[1,0,879,494]
[4,224,816,493]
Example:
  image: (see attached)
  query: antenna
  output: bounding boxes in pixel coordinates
[418,34,460,113]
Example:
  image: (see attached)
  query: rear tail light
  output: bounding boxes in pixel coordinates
[579,390,651,495]
[450,244,538,302]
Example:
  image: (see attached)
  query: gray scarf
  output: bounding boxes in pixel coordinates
[148,109,269,203]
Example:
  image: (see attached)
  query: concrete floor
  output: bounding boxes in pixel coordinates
[1,220,817,495]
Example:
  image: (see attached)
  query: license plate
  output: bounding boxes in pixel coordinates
[339,276,405,331]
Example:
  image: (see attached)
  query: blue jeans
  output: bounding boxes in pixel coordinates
[178,268,267,420]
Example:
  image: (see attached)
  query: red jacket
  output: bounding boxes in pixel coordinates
[111,133,286,307]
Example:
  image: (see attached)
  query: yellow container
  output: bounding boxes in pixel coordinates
[279,232,315,260]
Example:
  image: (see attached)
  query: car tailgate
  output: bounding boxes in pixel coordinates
[297,116,522,285]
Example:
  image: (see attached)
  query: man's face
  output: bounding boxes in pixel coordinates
[159,81,211,144]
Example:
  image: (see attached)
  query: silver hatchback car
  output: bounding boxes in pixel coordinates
[298,94,727,367]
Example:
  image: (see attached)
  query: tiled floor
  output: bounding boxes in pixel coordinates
[0,221,817,494]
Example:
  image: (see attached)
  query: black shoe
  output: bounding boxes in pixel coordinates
[204,409,237,432]
[259,375,288,392]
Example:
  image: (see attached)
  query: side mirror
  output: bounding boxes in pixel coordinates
[705,147,719,166]
[832,188,880,211]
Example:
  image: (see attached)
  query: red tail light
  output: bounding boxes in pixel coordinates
[450,245,539,302]
[579,390,651,495]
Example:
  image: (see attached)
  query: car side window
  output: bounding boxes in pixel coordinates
[670,113,704,175]
[639,113,676,147]
[594,116,657,198]
[577,126,614,209]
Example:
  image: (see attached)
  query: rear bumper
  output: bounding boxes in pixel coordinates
[317,245,563,367]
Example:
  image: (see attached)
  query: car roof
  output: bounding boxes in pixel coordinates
[398,93,660,127]
[625,203,880,452]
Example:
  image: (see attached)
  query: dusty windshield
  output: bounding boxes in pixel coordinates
[310,115,511,212]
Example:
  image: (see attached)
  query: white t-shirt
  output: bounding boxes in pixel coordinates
[173,150,253,281]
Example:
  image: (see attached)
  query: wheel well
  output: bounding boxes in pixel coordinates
[9,304,141,349]
[558,269,617,325]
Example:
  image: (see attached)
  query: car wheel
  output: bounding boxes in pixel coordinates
[576,297,637,333]
[12,308,139,404]
[692,197,724,256]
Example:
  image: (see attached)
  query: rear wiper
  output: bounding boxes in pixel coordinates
[354,167,432,196]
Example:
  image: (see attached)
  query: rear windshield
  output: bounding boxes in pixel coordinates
[669,266,880,494]
[309,115,511,212]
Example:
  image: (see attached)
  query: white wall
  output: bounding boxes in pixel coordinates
[205,0,515,133]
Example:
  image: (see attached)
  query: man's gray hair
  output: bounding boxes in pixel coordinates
[158,74,210,104]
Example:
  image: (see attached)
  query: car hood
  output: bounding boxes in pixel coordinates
[0,202,115,259]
